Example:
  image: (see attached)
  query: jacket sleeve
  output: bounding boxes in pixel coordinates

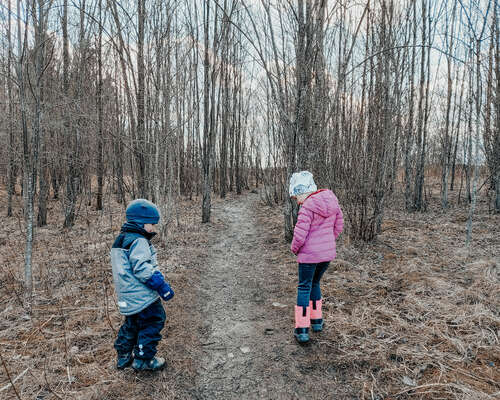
[291,206,313,254]
[128,238,156,283]
[334,205,344,239]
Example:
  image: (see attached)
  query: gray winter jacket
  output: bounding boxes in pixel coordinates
[111,230,160,316]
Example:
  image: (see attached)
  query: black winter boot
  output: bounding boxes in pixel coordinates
[116,353,134,369]
[132,356,166,371]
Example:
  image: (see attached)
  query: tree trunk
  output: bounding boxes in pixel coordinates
[17,0,32,294]
[202,0,217,223]
[63,0,78,227]
[441,2,456,209]
[36,1,48,227]
[136,0,147,198]
[7,0,15,217]
[450,67,466,191]
[466,39,483,245]
[404,0,417,211]
[413,0,427,211]
[96,0,104,210]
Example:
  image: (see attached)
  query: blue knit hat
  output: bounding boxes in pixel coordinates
[126,199,160,225]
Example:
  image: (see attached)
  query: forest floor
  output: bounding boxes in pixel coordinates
[0,182,499,399]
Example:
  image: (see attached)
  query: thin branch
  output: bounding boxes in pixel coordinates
[0,368,28,394]
[0,351,22,400]
[345,44,466,76]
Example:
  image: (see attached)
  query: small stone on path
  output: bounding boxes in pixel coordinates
[240,347,251,354]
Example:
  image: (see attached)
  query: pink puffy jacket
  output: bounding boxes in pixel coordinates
[291,189,344,263]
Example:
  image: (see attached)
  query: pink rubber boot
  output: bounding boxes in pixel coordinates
[310,299,323,332]
[294,305,311,343]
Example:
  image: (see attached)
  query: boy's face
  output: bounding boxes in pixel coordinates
[143,223,157,233]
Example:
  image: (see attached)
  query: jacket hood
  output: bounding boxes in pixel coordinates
[302,189,338,217]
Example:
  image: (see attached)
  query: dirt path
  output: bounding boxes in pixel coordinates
[194,193,291,398]
[192,193,354,400]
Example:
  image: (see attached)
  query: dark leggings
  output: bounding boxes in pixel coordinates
[297,262,330,307]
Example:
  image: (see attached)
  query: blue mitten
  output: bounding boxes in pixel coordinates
[145,271,174,301]
[158,281,174,301]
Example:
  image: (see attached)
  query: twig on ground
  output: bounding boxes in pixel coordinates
[43,354,64,400]
[0,351,22,400]
[103,281,116,335]
[0,367,28,394]
[59,302,72,384]
[22,315,54,347]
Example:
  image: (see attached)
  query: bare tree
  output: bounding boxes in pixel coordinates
[6,0,15,217]
[62,0,79,228]
[404,0,418,211]
[16,0,32,294]
[484,3,500,212]
[440,1,457,209]
[201,0,220,223]
[18,0,48,294]
[96,0,104,210]
[465,0,492,245]
[136,0,147,198]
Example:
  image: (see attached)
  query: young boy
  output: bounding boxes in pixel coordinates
[111,199,174,371]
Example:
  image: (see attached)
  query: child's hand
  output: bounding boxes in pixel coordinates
[145,271,174,301]
[158,281,174,301]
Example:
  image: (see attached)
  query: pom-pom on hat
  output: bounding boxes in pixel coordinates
[126,199,160,225]
[289,171,317,197]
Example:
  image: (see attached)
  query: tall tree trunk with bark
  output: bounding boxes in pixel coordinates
[6,0,15,217]
[495,6,500,212]
[17,0,32,294]
[404,0,417,211]
[96,0,104,210]
[413,0,428,211]
[63,0,79,227]
[450,67,466,192]
[441,2,456,209]
[484,5,500,212]
[36,7,48,227]
[136,0,147,198]
[202,0,218,223]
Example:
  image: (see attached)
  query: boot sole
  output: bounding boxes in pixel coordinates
[116,358,134,370]
[132,363,166,372]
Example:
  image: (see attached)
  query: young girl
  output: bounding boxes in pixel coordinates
[289,171,343,343]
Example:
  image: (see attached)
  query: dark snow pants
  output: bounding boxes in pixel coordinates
[114,299,166,360]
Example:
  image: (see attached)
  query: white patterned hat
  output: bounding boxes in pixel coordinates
[289,171,317,197]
